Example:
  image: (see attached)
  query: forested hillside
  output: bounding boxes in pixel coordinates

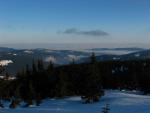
[0,53,150,108]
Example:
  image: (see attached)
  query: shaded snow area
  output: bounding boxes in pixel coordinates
[1,90,150,113]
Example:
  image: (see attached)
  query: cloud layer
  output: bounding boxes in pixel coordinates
[63,28,109,36]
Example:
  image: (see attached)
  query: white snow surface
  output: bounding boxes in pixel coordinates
[24,50,33,54]
[45,56,56,63]
[0,60,13,66]
[67,55,86,61]
[1,90,150,113]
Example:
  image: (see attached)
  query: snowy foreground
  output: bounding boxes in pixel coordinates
[1,90,150,113]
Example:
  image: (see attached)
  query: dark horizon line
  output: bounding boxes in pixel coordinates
[0,43,150,50]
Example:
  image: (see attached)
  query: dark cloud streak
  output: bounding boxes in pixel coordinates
[63,28,109,36]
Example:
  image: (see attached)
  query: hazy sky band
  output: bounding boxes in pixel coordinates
[0,0,150,45]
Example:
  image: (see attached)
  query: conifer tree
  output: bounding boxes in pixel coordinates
[102,104,110,113]
[55,70,68,97]
[9,98,18,109]
[47,61,54,73]
[35,93,42,106]
[32,59,37,73]
[0,66,4,108]
[9,85,21,109]
[25,82,35,106]
[82,53,104,103]
[9,87,21,109]
[0,80,4,108]
[37,59,44,71]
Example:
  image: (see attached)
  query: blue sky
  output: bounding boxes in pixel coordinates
[0,0,150,47]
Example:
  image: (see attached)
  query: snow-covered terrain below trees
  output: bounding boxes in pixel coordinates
[1,90,150,113]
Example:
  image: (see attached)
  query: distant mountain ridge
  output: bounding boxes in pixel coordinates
[0,47,17,52]
[0,47,149,75]
[89,47,145,51]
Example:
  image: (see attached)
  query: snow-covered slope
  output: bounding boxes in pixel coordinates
[1,90,150,113]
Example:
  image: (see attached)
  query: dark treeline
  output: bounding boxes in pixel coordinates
[0,53,150,108]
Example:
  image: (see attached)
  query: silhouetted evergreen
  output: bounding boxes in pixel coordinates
[81,53,104,103]
[102,104,110,113]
